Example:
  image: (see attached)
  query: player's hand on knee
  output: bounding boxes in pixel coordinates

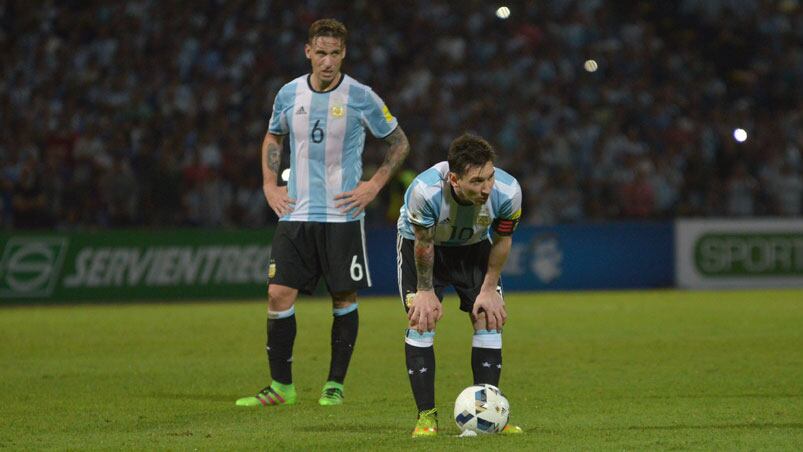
[408,308,428,333]
[492,306,508,331]
[407,302,422,330]
[408,290,440,333]
[409,305,439,333]
[425,307,441,332]
[472,291,507,332]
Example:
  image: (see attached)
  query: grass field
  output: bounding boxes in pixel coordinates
[1,289,802,450]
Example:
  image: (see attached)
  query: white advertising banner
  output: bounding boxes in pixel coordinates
[675,219,803,289]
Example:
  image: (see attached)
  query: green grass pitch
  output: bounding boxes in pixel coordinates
[1,289,802,450]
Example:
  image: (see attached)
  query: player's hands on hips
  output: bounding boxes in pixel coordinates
[472,288,507,332]
[408,290,442,334]
[264,184,295,217]
[334,181,381,216]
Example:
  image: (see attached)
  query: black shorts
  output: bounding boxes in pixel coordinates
[396,234,502,313]
[269,220,371,295]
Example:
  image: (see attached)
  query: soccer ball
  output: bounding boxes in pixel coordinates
[453,384,510,434]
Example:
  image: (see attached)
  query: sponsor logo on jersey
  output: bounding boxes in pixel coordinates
[295,106,307,115]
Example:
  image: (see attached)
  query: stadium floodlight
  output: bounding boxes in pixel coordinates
[496,6,511,19]
[584,59,598,72]
[733,128,747,143]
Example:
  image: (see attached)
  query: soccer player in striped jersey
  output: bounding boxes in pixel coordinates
[396,134,523,437]
[236,19,410,408]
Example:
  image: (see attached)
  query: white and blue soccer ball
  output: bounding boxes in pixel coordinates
[453,384,510,434]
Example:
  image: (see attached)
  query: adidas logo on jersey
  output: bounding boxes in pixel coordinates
[296,106,307,115]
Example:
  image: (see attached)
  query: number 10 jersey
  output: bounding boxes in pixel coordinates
[397,162,523,247]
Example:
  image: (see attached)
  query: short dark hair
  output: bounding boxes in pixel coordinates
[309,19,348,45]
[447,133,496,177]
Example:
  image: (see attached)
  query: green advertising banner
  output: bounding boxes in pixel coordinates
[0,229,274,302]
[676,219,803,289]
[694,232,803,277]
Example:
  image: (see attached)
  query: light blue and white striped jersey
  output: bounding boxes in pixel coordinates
[397,162,523,246]
[269,74,398,222]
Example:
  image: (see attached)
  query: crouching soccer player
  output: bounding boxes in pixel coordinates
[397,133,524,437]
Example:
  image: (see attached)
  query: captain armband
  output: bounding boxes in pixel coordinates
[492,217,519,236]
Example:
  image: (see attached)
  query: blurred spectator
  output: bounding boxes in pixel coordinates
[767,162,803,216]
[725,163,759,216]
[98,157,138,226]
[620,159,656,218]
[232,172,269,228]
[1,0,802,230]
[12,160,52,228]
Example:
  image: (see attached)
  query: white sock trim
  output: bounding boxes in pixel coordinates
[268,306,295,319]
[405,328,434,347]
[472,331,502,349]
[405,337,434,347]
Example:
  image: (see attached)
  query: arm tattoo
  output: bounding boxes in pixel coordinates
[413,226,435,291]
[266,142,281,176]
[376,126,410,182]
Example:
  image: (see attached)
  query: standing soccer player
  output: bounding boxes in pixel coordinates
[237,19,410,407]
[397,133,523,436]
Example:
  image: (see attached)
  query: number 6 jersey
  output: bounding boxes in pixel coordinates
[397,162,523,246]
[268,74,398,222]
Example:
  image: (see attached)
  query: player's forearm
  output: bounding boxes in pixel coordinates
[261,133,283,187]
[370,126,410,189]
[482,235,512,291]
[413,225,435,291]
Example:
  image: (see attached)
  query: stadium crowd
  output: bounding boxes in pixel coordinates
[1,0,801,229]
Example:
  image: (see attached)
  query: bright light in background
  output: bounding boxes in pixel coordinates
[584,59,598,72]
[496,6,511,19]
[733,128,747,142]
[281,168,291,182]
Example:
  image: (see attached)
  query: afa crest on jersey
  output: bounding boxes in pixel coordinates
[477,207,492,226]
[330,105,345,118]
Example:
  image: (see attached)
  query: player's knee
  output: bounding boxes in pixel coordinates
[268,285,296,311]
[331,291,357,308]
[471,310,487,327]
[471,311,503,332]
